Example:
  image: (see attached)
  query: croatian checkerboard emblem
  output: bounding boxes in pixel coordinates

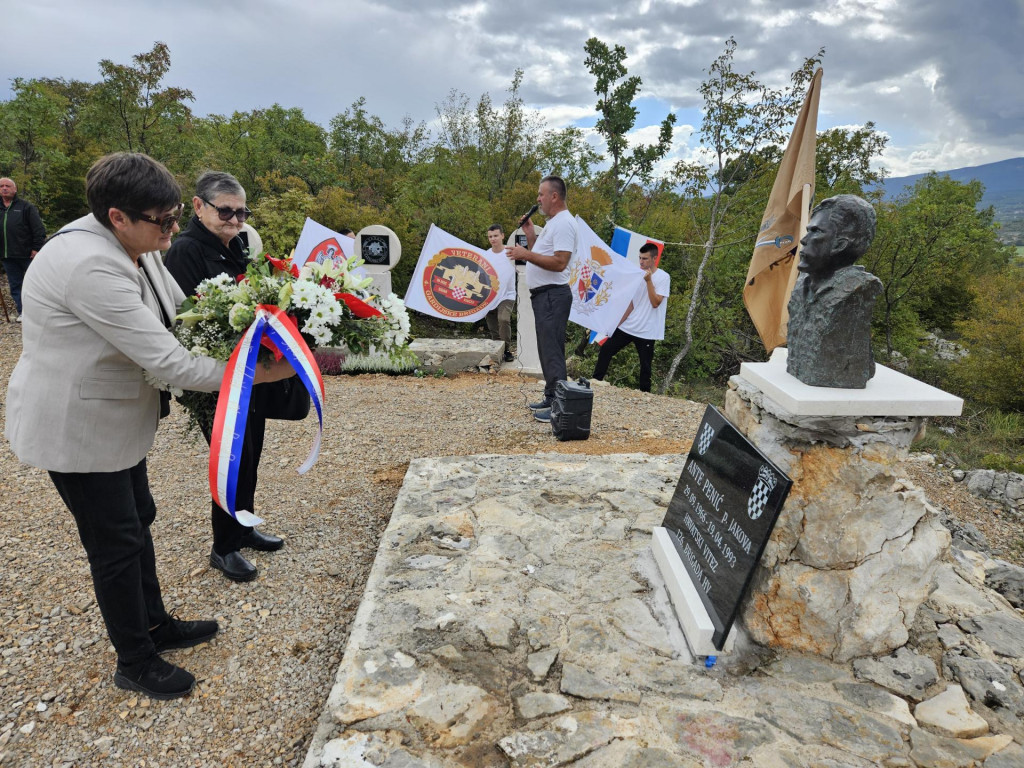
[696,422,715,455]
[747,464,778,520]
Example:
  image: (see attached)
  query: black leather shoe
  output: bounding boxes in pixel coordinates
[240,527,284,552]
[114,655,195,700]
[528,398,552,410]
[151,613,219,653]
[210,549,258,582]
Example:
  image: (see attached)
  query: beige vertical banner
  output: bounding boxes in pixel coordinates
[743,68,823,352]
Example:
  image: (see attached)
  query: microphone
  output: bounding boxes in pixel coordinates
[517,204,539,228]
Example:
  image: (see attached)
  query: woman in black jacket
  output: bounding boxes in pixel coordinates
[165,171,284,582]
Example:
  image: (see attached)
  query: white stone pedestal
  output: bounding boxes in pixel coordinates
[511,265,542,376]
[728,348,962,662]
[652,528,736,657]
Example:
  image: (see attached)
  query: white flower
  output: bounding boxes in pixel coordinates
[291,280,319,309]
[228,302,254,331]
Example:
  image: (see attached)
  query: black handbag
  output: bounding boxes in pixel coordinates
[251,378,311,420]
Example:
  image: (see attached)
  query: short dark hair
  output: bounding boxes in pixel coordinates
[86,153,181,229]
[540,175,567,200]
[814,194,876,267]
[639,243,659,257]
[195,170,245,202]
[339,228,354,237]
[487,223,504,234]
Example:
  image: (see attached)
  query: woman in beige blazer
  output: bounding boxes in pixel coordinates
[5,153,293,700]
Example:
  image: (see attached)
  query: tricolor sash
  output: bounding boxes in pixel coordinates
[209,305,325,525]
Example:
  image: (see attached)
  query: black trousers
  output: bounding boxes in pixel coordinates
[199,409,266,555]
[531,284,572,399]
[592,328,657,392]
[3,258,31,314]
[49,459,168,665]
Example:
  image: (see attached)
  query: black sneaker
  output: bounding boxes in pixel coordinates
[502,351,514,363]
[528,398,552,410]
[533,408,552,423]
[151,613,219,653]
[114,655,195,700]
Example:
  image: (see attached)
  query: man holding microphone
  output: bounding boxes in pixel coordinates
[505,176,577,423]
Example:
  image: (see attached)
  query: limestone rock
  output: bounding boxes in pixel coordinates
[928,564,1003,619]
[473,612,517,650]
[407,683,498,747]
[958,612,1024,658]
[575,741,702,768]
[515,692,571,720]
[834,682,916,727]
[559,662,641,703]
[985,742,1024,767]
[656,707,776,766]
[942,654,1024,718]
[984,560,1024,609]
[607,597,675,658]
[914,685,989,738]
[497,712,636,768]
[758,694,905,764]
[526,648,558,681]
[966,469,1024,509]
[909,728,1012,768]
[852,646,939,701]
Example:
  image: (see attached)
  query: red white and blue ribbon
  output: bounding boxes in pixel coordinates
[208,305,325,525]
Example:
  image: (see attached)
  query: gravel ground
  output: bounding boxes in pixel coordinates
[0,316,1018,767]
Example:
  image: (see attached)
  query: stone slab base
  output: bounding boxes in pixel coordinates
[409,338,505,375]
[302,453,1023,768]
[726,381,952,662]
[652,527,736,657]
[738,347,963,417]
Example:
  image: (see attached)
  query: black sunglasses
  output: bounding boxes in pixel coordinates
[127,203,184,234]
[201,198,252,223]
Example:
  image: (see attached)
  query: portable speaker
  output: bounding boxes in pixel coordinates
[551,378,593,441]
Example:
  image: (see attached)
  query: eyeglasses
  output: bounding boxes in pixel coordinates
[201,198,252,223]
[127,203,184,234]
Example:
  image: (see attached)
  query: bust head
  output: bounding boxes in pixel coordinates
[798,194,876,277]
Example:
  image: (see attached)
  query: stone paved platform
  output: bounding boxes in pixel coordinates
[304,454,1024,768]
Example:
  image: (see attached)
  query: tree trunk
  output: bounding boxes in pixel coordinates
[661,238,714,393]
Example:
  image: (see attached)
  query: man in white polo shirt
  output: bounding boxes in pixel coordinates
[505,176,577,423]
[592,242,670,393]
[483,223,517,363]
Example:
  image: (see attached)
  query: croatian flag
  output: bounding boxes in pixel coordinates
[610,226,664,269]
[569,217,645,342]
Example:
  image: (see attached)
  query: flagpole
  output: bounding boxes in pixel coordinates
[779,182,813,341]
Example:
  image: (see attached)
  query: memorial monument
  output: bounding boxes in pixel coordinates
[656,194,963,662]
[786,194,882,388]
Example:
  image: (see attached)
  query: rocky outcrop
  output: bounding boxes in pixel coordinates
[726,381,950,662]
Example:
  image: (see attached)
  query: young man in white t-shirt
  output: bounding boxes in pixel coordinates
[483,224,517,363]
[592,243,670,392]
[505,176,577,422]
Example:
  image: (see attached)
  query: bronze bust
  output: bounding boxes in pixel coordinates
[786,195,882,388]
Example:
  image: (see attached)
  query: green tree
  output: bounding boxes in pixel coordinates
[90,42,195,161]
[952,266,1024,411]
[815,122,888,197]
[583,37,675,232]
[661,38,823,392]
[864,174,1011,355]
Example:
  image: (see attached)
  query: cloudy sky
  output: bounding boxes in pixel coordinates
[7,0,1022,178]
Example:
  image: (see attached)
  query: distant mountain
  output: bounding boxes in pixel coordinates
[877,157,1024,245]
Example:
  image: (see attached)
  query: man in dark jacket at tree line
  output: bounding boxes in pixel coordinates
[1,177,47,322]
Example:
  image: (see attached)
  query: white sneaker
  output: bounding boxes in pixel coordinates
[15,314,22,323]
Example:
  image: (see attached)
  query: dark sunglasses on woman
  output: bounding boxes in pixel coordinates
[127,203,185,234]
[201,198,253,223]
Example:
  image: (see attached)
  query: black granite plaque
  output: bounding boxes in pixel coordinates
[361,234,390,265]
[662,404,791,650]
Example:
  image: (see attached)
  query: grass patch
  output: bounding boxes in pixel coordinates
[914,405,1024,472]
